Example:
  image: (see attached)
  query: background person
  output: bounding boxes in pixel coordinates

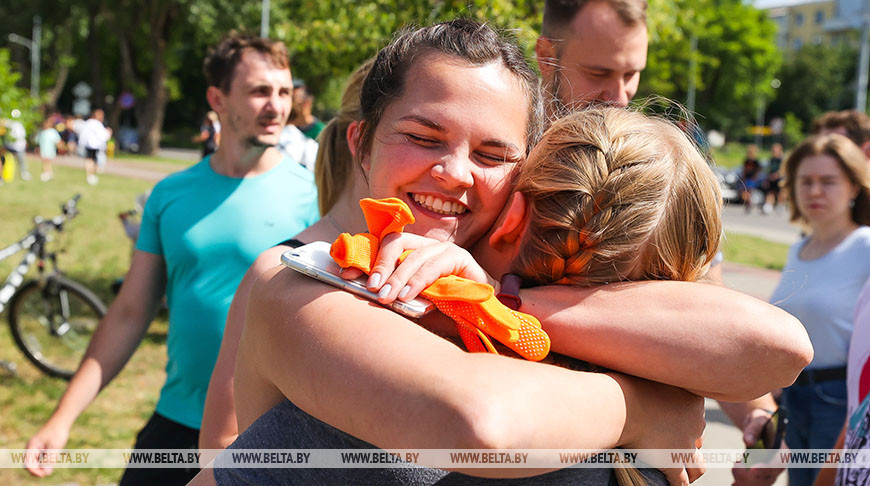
[77,109,111,185]
[199,57,373,458]
[3,114,30,181]
[812,109,870,159]
[23,32,319,486]
[36,118,62,181]
[766,134,870,486]
[761,142,784,214]
[811,114,870,486]
[289,81,325,139]
[727,109,870,486]
[535,0,648,113]
[60,115,79,155]
[814,274,870,486]
[192,111,220,157]
[740,143,763,214]
[276,117,318,171]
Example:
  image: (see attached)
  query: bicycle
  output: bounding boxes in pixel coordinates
[0,194,106,379]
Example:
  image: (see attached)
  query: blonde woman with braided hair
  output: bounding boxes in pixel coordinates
[501,108,722,486]
[508,107,721,287]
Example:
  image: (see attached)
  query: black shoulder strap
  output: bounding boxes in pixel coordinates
[277,238,306,248]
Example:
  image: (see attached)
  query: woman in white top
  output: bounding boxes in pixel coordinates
[769,133,870,486]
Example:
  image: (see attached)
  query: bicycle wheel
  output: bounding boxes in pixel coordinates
[8,276,106,379]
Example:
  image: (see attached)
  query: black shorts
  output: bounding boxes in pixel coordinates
[765,177,782,195]
[118,412,200,486]
[85,148,99,161]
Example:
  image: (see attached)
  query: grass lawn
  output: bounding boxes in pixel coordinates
[0,158,167,485]
[721,231,790,271]
[112,151,194,167]
[710,143,773,170]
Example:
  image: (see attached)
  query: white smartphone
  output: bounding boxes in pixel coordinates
[281,241,434,318]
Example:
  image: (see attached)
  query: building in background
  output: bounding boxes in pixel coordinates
[757,0,857,51]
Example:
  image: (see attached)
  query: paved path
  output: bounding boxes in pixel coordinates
[723,202,802,245]
[51,154,183,182]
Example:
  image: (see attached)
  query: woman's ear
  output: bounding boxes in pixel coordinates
[489,192,529,251]
[347,121,370,173]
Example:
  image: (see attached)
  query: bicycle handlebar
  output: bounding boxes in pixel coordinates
[36,195,82,234]
[62,194,81,217]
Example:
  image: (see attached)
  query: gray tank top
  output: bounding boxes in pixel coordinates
[214,400,667,485]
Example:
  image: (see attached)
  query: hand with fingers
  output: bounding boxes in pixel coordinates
[24,419,70,477]
[342,232,497,304]
[332,198,550,361]
[731,409,786,486]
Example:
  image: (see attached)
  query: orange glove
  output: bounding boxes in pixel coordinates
[330,198,414,273]
[330,198,550,362]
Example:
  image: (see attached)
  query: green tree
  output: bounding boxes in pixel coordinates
[766,42,858,134]
[641,0,781,137]
[0,49,39,133]
[269,0,540,108]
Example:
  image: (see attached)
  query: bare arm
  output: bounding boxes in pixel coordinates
[719,394,780,434]
[199,246,286,461]
[25,250,166,476]
[192,129,209,143]
[361,235,811,402]
[236,267,705,482]
[520,282,812,401]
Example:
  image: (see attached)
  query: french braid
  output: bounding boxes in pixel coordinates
[512,107,722,287]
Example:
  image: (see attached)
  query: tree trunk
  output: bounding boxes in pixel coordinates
[87,5,105,112]
[135,1,175,155]
[106,31,134,134]
[44,21,74,111]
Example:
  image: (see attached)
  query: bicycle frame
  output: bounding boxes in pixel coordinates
[0,227,47,314]
[0,195,77,314]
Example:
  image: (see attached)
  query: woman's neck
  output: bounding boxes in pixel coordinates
[802,216,859,260]
[808,216,858,245]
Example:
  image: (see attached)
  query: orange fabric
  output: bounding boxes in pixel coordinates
[359,197,415,240]
[330,198,550,362]
[331,233,380,274]
[330,198,414,273]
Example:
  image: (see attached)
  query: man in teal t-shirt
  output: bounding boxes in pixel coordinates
[25,33,318,485]
[136,152,317,430]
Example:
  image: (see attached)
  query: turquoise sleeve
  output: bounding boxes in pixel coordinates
[135,188,163,255]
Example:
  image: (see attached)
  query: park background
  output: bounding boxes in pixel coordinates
[0,0,859,484]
